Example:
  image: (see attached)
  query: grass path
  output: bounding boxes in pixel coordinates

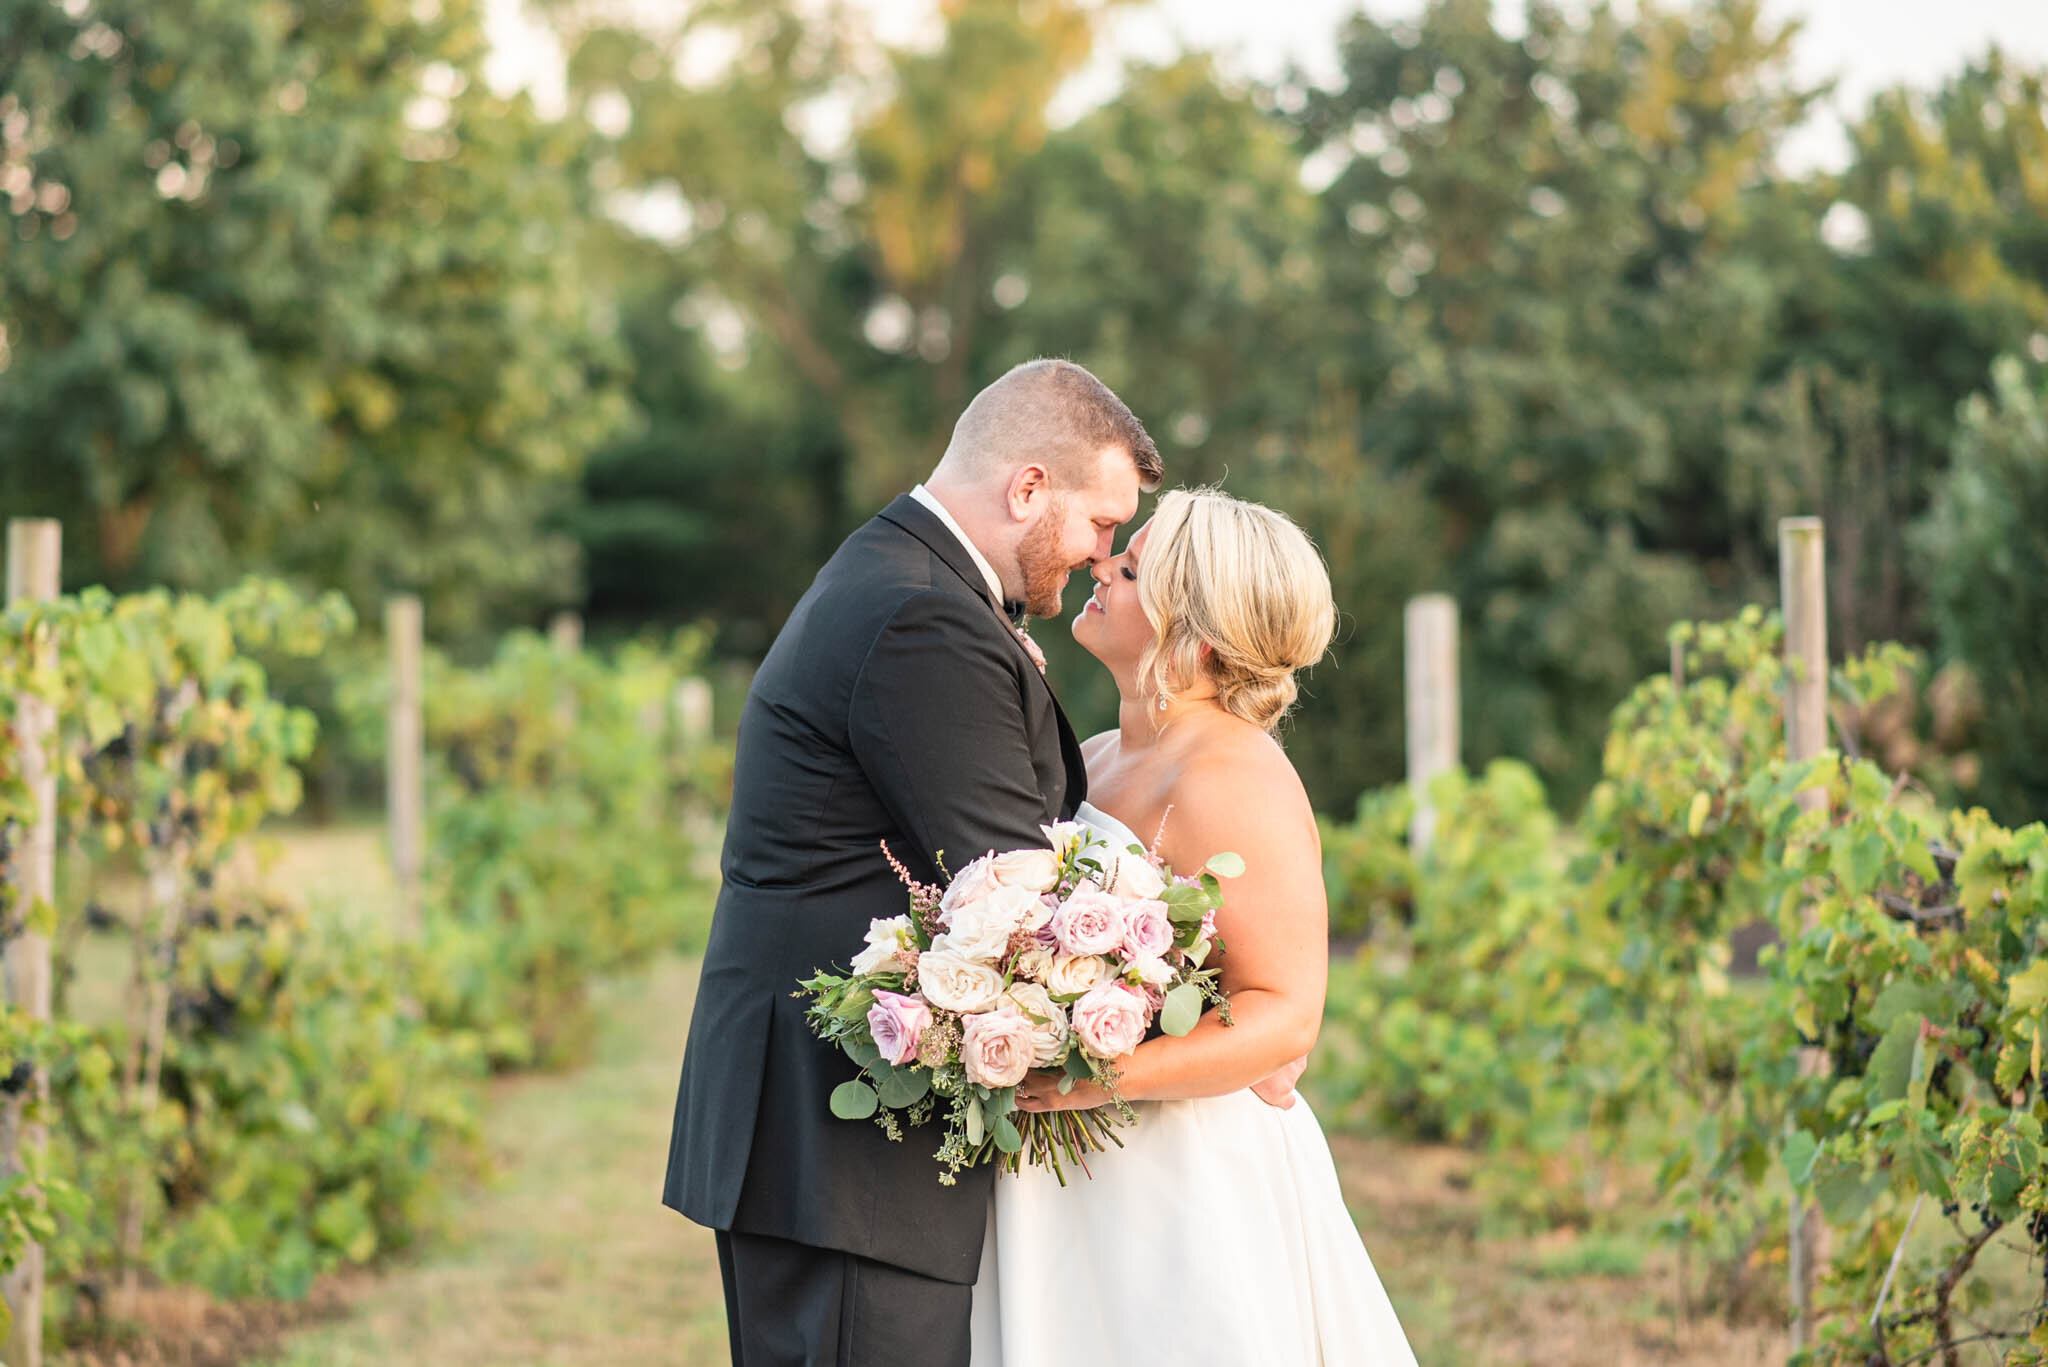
[254,945,1786,1366]
[262,955,729,1367]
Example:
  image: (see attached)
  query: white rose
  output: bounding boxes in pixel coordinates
[1002,981,1071,1067]
[1103,852,1166,901]
[937,884,1039,961]
[1126,954,1174,988]
[1010,945,1055,983]
[915,951,1005,1014]
[988,847,1062,894]
[1016,893,1058,934]
[1044,952,1116,999]
[849,914,914,976]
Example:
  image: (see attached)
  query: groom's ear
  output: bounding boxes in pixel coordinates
[1006,463,1054,521]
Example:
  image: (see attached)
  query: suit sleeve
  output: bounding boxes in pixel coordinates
[846,591,1052,876]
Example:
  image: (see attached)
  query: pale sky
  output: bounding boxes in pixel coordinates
[485,0,2048,173]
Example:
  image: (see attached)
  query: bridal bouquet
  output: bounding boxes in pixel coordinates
[800,821,1239,1184]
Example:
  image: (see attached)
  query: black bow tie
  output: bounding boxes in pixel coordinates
[1002,598,1027,627]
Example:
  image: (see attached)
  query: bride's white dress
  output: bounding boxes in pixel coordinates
[967,801,1417,1366]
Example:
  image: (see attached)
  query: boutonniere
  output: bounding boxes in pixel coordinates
[1014,624,1047,676]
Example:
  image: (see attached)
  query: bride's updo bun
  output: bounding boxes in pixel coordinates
[1135,489,1337,733]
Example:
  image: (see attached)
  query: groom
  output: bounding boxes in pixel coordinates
[664,359,1163,1366]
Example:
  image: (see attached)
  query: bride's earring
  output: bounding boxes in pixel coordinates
[1157,696,1168,712]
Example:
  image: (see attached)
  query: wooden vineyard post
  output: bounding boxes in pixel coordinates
[674,678,717,878]
[1781,516,1830,1353]
[3,519,59,1367]
[1403,595,1459,856]
[548,611,583,655]
[387,596,424,937]
[549,611,582,731]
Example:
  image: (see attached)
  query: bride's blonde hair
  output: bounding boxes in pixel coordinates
[1135,489,1337,733]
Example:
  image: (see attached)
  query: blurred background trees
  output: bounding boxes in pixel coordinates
[4,0,2046,821]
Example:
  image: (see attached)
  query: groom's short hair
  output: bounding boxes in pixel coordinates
[941,359,1162,492]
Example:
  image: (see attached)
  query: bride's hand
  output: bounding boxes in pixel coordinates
[1250,1054,1308,1110]
[1014,1069,1110,1113]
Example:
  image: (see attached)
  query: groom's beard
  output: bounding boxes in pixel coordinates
[1016,496,1079,619]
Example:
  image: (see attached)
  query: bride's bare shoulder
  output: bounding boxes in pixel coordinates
[1166,725,1319,861]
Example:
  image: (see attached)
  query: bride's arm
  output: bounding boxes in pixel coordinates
[1018,754,1327,1109]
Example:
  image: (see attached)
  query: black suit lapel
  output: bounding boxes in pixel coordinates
[1053,704,1088,817]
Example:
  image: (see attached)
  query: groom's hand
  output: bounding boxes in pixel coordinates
[1251,1055,1309,1110]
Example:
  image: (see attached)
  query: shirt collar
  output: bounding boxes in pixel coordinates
[909,484,1006,607]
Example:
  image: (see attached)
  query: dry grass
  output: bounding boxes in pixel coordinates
[1325,1131,1788,1366]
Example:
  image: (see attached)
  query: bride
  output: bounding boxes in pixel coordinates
[968,488,1416,1365]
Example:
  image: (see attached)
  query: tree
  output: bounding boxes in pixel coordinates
[556,0,1130,511]
[1285,0,1819,798]
[1917,355,2048,824]
[0,0,624,637]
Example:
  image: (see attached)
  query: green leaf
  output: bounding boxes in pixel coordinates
[1909,1142,1957,1205]
[1205,851,1246,878]
[1160,983,1201,1037]
[1782,1129,1819,1187]
[1872,981,1944,1033]
[877,1069,929,1109]
[964,1101,985,1146]
[1814,1161,1887,1225]
[1869,1014,1921,1102]
[1686,790,1711,838]
[2009,961,2048,1014]
[829,1081,879,1120]
[991,1115,1023,1154]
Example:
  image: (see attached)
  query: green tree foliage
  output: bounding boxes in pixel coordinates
[0,0,625,637]
[1285,0,1817,796]
[1918,356,2048,825]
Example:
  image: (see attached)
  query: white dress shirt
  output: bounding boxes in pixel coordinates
[909,484,1007,608]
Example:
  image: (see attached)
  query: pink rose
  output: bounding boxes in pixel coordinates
[867,989,933,1068]
[1071,981,1150,1059]
[961,1007,1036,1089]
[1120,898,1173,961]
[941,856,999,917]
[1051,887,1126,957]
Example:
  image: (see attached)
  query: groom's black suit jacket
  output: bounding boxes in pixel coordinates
[663,493,1087,1283]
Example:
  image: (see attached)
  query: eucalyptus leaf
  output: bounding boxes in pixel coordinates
[1160,983,1201,1037]
[830,1081,879,1120]
[877,1068,929,1109]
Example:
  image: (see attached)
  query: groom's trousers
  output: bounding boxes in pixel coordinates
[716,1229,974,1367]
